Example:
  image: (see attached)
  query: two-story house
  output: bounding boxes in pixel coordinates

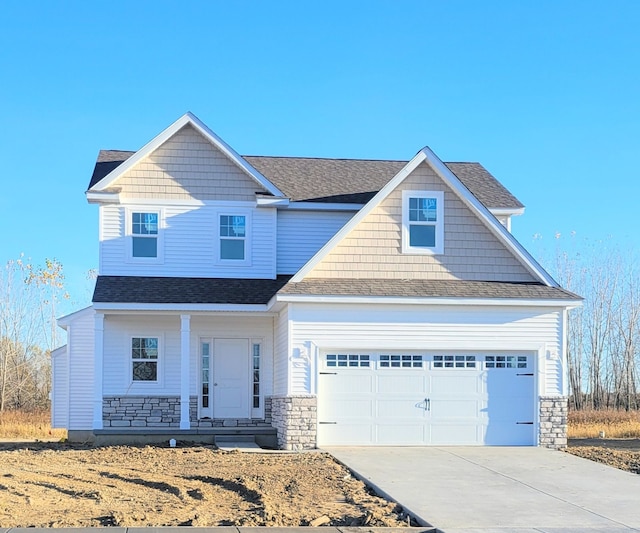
[52,112,580,449]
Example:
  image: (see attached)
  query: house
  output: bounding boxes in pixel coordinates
[52,112,581,449]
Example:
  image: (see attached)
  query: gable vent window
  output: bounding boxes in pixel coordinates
[402,190,444,255]
[220,215,246,260]
[131,212,159,258]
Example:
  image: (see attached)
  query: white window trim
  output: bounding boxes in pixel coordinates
[215,209,252,266]
[128,334,163,387]
[251,337,263,418]
[125,207,165,264]
[401,190,444,255]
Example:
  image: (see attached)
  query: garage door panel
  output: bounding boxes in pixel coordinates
[318,422,375,446]
[377,423,426,444]
[321,374,373,394]
[430,374,481,394]
[432,399,480,418]
[431,423,482,445]
[377,374,425,393]
[483,422,534,445]
[376,398,426,418]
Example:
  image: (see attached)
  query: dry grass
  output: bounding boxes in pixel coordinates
[0,409,66,440]
[568,408,640,438]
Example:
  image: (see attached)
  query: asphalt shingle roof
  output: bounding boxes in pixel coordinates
[89,150,523,209]
[93,275,292,305]
[279,279,581,301]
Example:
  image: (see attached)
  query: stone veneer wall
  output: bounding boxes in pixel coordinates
[270,395,317,450]
[103,396,273,429]
[539,396,568,449]
[103,396,181,427]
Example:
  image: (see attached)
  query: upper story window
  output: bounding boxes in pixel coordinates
[219,214,248,262]
[129,211,161,260]
[402,190,444,255]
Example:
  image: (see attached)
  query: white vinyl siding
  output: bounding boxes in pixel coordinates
[50,346,68,428]
[100,203,276,278]
[274,306,290,395]
[288,303,564,397]
[277,210,355,274]
[66,309,95,430]
[103,315,274,400]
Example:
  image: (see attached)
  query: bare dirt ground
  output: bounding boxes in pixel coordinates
[567,438,640,474]
[0,442,409,528]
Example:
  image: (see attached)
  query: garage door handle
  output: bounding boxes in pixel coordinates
[424,398,430,411]
[319,421,337,424]
[319,372,337,375]
[516,421,534,425]
[517,373,534,376]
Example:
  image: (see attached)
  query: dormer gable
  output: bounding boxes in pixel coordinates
[87,112,285,204]
[292,147,557,286]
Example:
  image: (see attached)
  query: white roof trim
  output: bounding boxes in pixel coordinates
[86,191,121,204]
[285,201,364,211]
[489,207,525,217]
[51,344,67,358]
[57,305,94,329]
[291,147,557,286]
[88,112,285,198]
[92,302,271,312]
[277,294,581,308]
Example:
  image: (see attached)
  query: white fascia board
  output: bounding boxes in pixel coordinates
[284,202,364,211]
[256,196,290,207]
[92,302,271,312]
[489,207,525,217]
[290,151,428,282]
[421,146,557,287]
[89,112,285,198]
[57,306,94,329]
[276,294,582,308]
[86,191,121,204]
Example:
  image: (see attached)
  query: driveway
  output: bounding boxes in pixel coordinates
[326,446,640,532]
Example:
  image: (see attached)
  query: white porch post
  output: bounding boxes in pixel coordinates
[180,314,191,430]
[93,312,105,430]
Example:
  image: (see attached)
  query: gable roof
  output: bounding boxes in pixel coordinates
[279,278,581,302]
[88,112,285,198]
[93,275,292,305]
[290,147,557,287]
[89,151,524,210]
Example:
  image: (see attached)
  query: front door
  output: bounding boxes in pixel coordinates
[212,338,250,418]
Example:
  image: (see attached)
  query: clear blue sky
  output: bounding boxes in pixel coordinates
[1,1,638,312]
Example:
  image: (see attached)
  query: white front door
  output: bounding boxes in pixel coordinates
[213,338,250,418]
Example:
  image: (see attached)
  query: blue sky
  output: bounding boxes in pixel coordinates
[1,1,638,311]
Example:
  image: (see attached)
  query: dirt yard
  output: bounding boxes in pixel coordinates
[0,442,410,528]
[567,438,640,474]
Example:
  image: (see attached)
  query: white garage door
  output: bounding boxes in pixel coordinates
[317,352,535,446]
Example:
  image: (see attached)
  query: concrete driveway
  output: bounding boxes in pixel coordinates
[326,446,640,532]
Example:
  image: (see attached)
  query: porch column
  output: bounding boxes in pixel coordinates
[93,312,104,430]
[180,314,191,430]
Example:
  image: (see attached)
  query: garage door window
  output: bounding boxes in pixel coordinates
[486,355,527,369]
[433,355,476,368]
[379,355,423,368]
[326,354,370,368]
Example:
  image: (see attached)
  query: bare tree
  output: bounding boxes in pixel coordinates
[0,256,67,411]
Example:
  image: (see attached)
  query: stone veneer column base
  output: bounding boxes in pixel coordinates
[539,396,568,449]
[103,396,181,427]
[270,395,317,450]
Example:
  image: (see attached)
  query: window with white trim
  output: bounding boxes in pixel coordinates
[219,214,246,261]
[380,355,423,368]
[131,337,159,381]
[131,212,159,258]
[402,190,444,254]
[252,343,261,408]
[433,355,476,368]
[486,355,528,369]
[326,354,371,368]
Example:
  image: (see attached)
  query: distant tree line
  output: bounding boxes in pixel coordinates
[544,237,640,411]
[0,257,67,412]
